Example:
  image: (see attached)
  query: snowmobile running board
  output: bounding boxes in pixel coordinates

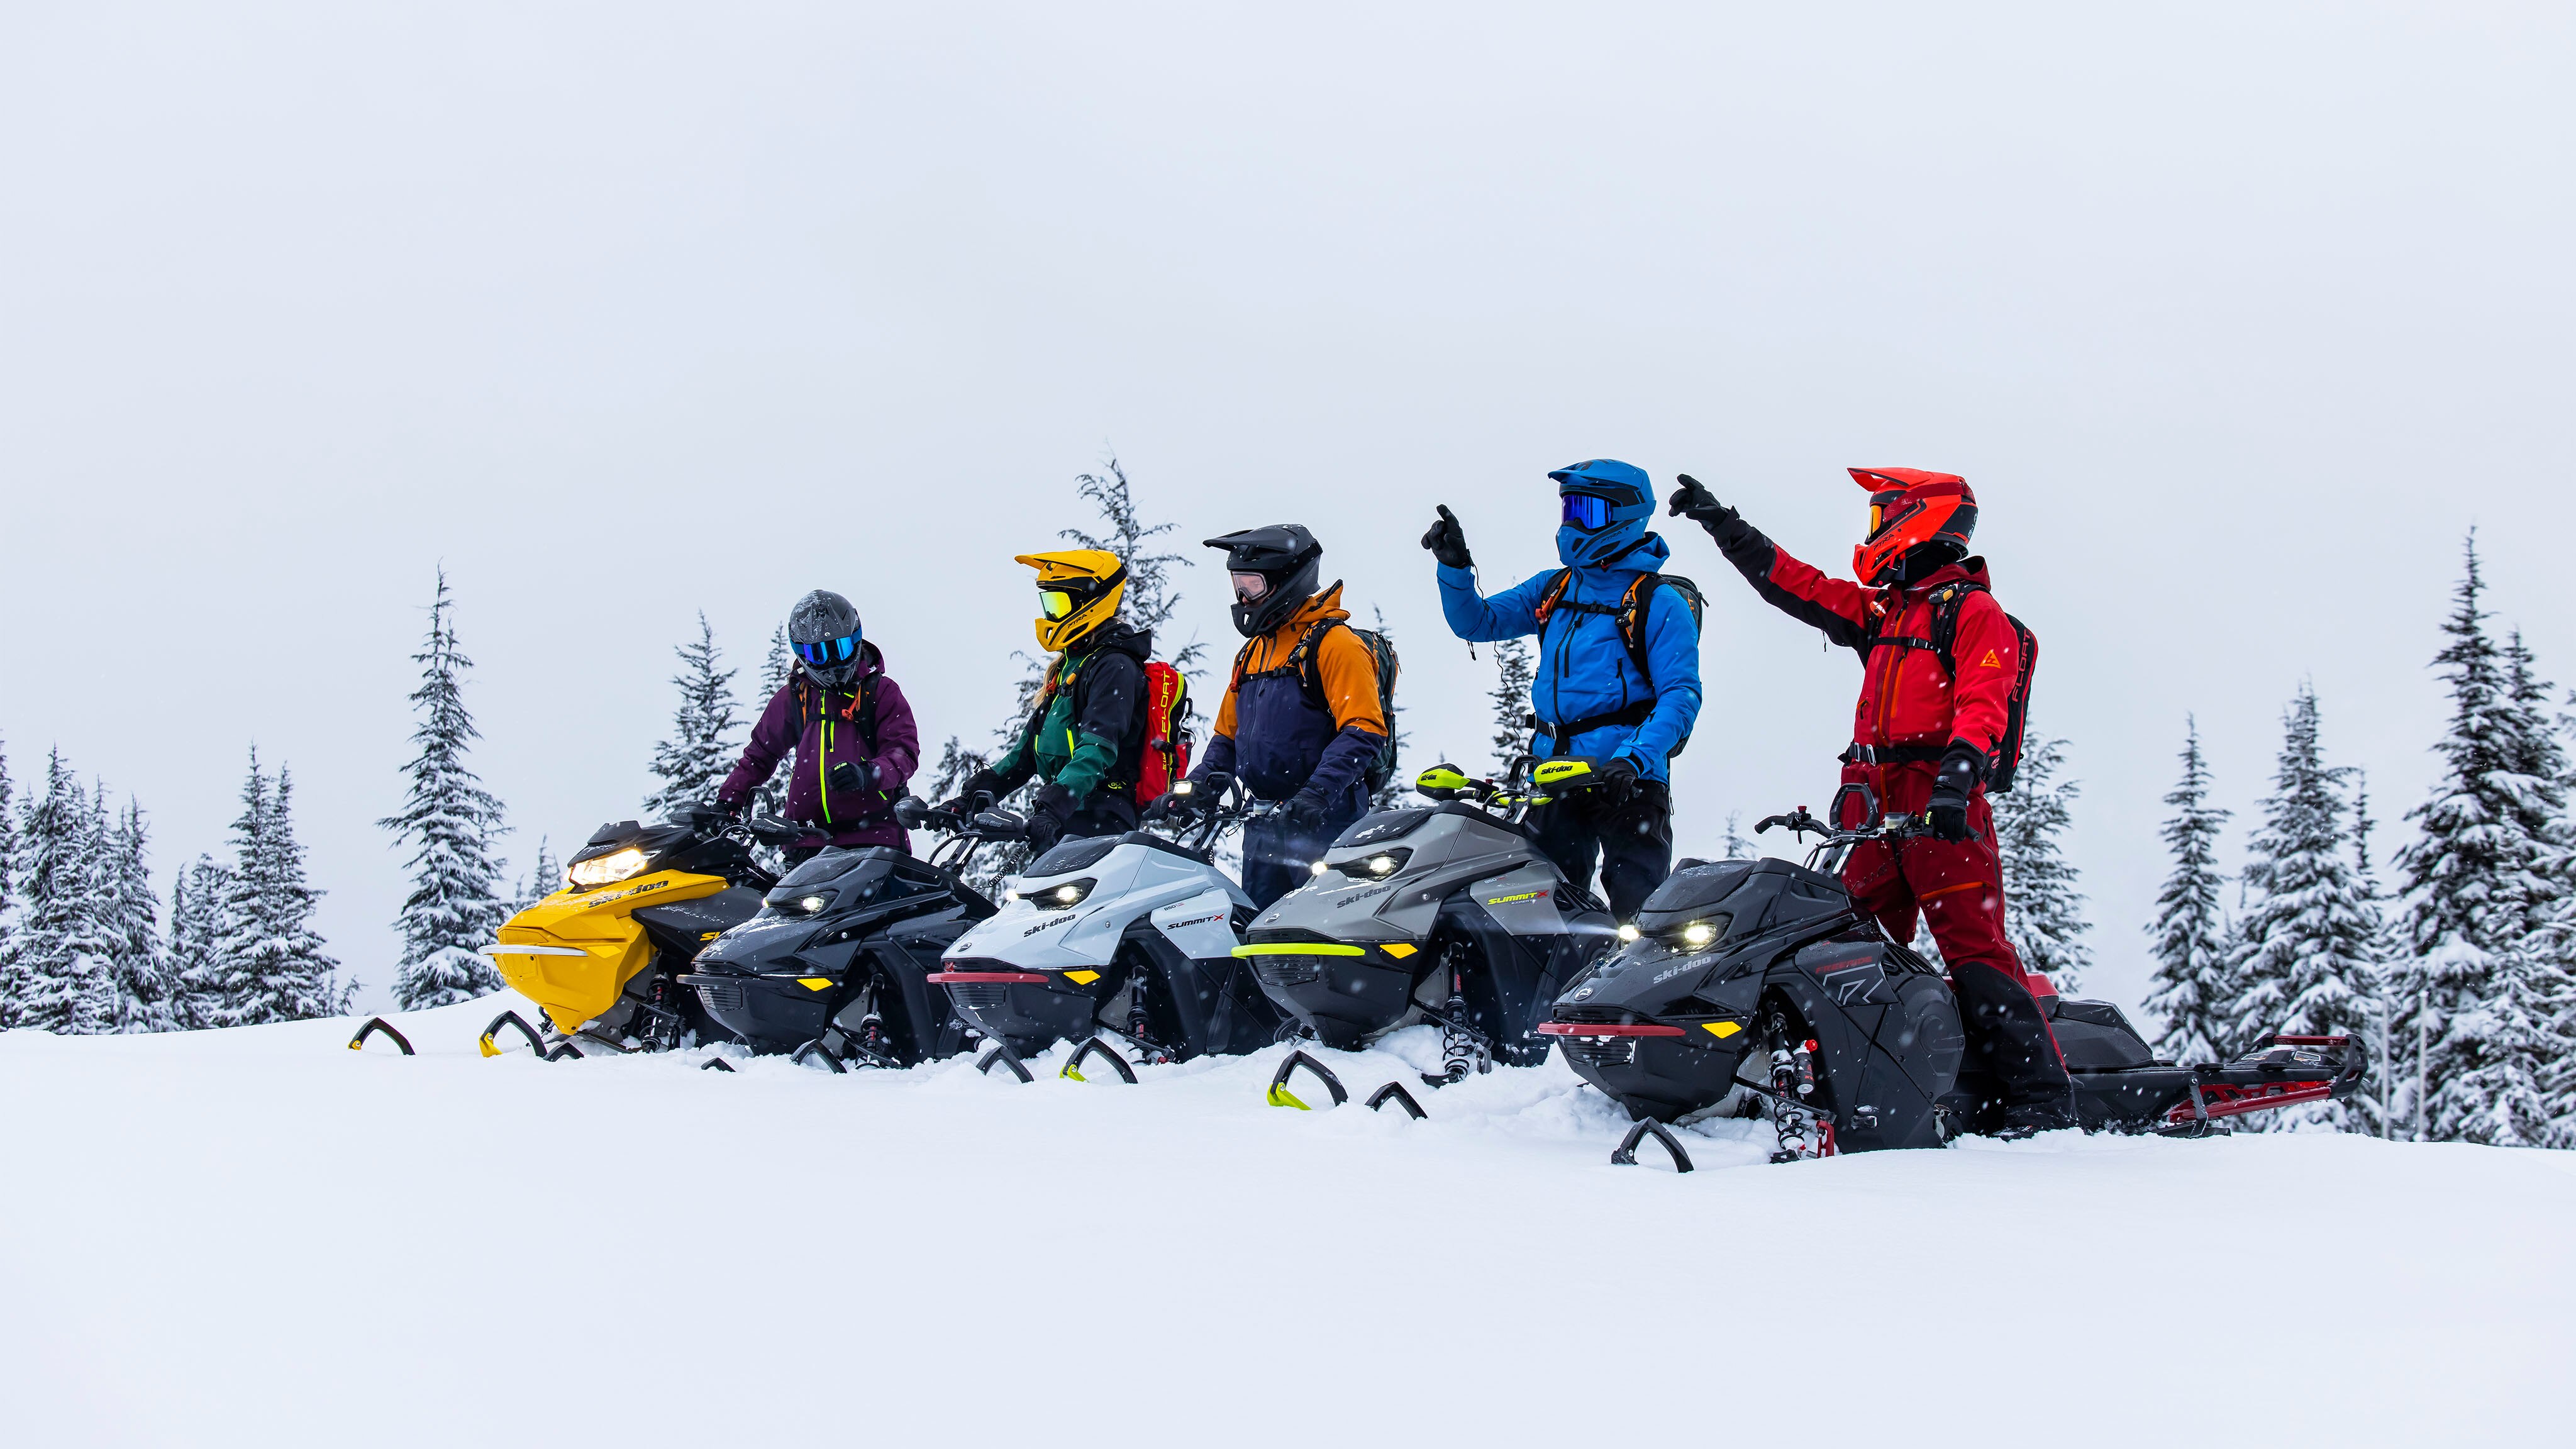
[347,1018,414,1055]
[1612,1119,1694,1174]
[1267,1051,1348,1109]
[1062,1036,1139,1084]
[479,1011,546,1059]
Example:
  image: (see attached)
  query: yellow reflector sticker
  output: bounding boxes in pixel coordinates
[1381,943,1418,960]
[1232,943,1367,957]
[1065,970,1101,985]
[1706,1021,1743,1038]
[797,977,832,991]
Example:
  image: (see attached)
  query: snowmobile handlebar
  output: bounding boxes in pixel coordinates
[1414,755,1615,821]
[1756,784,1933,872]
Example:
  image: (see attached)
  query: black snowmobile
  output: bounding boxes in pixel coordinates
[676,802,1000,1071]
[1543,784,2364,1168]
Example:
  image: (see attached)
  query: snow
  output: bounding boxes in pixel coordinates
[4,998,2568,1447]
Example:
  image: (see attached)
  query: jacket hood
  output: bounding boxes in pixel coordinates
[1069,618,1152,662]
[1283,582,1350,630]
[1566,531,1670,579]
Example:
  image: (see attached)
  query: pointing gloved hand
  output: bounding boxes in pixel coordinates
[1666,474,1732,523]
[1024,782,1075,855]
[1927,741,1986,843]
[1420,505,1474,569]
[826,760,877,797]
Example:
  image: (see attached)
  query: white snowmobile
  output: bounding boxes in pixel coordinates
[919,777,1287,1081]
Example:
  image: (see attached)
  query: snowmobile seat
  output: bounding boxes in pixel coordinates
[2048,997,2157,1072]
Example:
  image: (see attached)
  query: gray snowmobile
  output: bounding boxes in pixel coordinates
[1235,756,1623,1105]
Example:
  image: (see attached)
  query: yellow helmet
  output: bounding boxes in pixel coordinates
[1016,549,1128,653]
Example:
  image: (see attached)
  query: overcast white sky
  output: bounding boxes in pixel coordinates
[3,3,2567,1019]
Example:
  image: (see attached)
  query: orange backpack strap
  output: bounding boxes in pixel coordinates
[1531,569,1575,627]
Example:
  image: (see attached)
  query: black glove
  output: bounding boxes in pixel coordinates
[1420,505,1473,569]
[826,760,877,797]
[1146,780,1211,824]
[708,795,747,820]
[1279,789,1330,835]
[1024,782,1075,855]
[1596,754,1641,805]
[941,770,1004,816]
[1928,741,1985,843]
[1667,474,1733,523]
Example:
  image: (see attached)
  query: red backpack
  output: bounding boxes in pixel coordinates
[1137,661,1192,804]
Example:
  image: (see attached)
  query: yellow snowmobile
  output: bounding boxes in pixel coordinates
[479,804,797,1060]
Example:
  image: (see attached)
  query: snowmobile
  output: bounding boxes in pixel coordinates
[478,804,803,1060]
[923,776,1287,1082]
[1235,756,1623,1103]
[1542,784,2365,1169]
[674,804,999,1070]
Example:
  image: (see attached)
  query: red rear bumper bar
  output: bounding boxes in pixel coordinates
[929,971,1050,985]
[1536,1021,1686,1038]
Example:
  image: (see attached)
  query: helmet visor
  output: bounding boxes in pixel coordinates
[1230,571,1271,603]
[1560,492,1614,531]
[794,634,860,667]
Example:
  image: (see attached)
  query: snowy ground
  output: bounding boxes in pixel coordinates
[4,997,2568,1448]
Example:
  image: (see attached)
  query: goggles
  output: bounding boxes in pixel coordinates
[1560,492,1617,531]
[1230,571,1270,603]
[1039,589,1077,620]
[1865,496,1913,543]
[794,633,861,667]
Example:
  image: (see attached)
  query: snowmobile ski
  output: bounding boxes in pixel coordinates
[1062,1036,1140,1083]
[1365,1080,1426,1118]
[1267,1050,1349,1109]
[478,1010,546,1058]
[347,1018,414,1055]
[1611,1118,1694,1173]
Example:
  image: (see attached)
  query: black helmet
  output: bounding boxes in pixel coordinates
[1204,525,1324,639]
[789,589,865,688]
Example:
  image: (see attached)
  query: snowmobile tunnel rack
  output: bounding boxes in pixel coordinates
[1365,1081,1426,1119]
[1062,1036,1139,1084]
[478,1010,546,1059]
[1266,1051,1348,1109]
[1611,1118,1694,1174]
[347,1018,414,1055]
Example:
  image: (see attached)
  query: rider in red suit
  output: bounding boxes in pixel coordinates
[1672,468,2075,1135]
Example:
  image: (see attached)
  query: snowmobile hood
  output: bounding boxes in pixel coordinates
[1633,857,1852,942]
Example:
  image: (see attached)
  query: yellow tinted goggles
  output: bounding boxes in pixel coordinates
[1039,589,1076,619]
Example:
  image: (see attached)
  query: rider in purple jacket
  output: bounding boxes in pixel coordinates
[714,591,919,861]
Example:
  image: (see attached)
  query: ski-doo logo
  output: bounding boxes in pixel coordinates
[581,879,668,909]
[1022,913,1078,938]
[1334,884,1394,908]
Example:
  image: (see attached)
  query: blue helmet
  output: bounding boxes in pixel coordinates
[1551,458,1656,569]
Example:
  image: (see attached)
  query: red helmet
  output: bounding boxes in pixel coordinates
[1850,467,1976,585]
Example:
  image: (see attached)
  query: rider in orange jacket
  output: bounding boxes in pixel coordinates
[1672,468,2076,1135]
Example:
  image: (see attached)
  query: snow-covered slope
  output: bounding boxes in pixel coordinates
[4,997,2568,1447]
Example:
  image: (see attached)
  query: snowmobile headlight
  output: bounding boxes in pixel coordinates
[1034,877,1096,910]
[1310,860,1331,877]
[1617,924,1641,943]
[567,847,649,888]
[1332,848,1414,880]
[1681,921,1716,948]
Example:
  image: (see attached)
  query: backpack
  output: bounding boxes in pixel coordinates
[1891,581,2037,794]
[1529,570,1706,755]
[1231,619,1403,794]
[1036,654,1194,804]
[793,673,880,753]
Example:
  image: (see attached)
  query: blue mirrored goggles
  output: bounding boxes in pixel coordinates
[1560,491,1621,531]
[794,634,861,667]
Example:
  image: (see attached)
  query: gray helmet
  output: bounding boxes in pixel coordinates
[789,589,865,688]
[1204,524,1323,639]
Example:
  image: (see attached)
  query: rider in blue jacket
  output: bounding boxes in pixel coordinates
[1421,458,1703,918]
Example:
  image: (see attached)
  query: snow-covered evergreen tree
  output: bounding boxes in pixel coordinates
[2226,686,2384,1131]
[208,752,346,1025]
[380,572,509,1010]
[0,733,16,1018]
[1722,811,1753,861]
[2349,770,2409,1136]
[167,855,233,1030]
[2143,717,2235,1065]
[1060,452,1204,675]
[753,624,793,820]
[513,837,560,911]
[2391,538,2563,1145]
[1488,638,1536,775]
[2,748,116,1033]
[1365,605,1410,811]
[644,611,742,819]
[1992,728,2090,994]
[101,796,182,1033]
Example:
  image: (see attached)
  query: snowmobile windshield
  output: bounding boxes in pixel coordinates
[1027,835,1126,875]
[775,848,882,892]
[1336,808,1432,848]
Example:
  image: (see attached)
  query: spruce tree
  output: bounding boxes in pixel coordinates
[2143,717,2235,1065]
[1488,638,1536,775]
[1365,605,1410,810]
[380,572,510,1011]
[1992,729,2091,993]
[1722,811,1753,861]
[101,796,181,1033]
[644,611,743,819]
[0,733,16,1023]
[1061,452,1204,674]
[209,752,345,1025]
[753,625,793,820]
[3,749,116,1033]
[513,837,560,910]
[167,855,233,1030]
[2392,538,2562,1145]
[2226,686,2384,1131]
